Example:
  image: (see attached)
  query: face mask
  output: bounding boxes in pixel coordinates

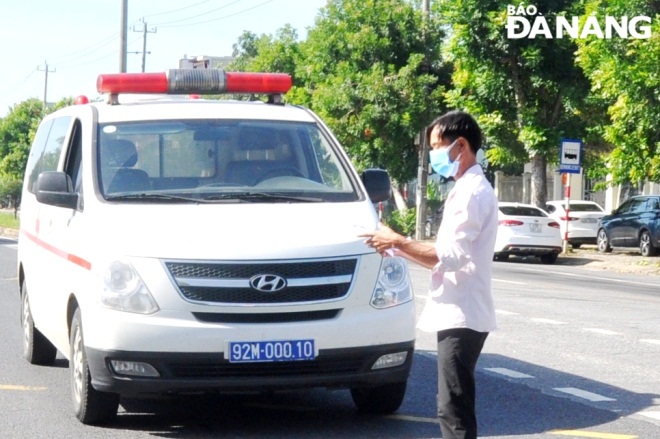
[429,139,461,178]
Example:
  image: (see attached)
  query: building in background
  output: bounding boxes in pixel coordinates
[179,55,234,70]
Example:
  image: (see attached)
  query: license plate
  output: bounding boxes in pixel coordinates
[228,339,316,363]
[529,223,542,233]
[581,218,597,223]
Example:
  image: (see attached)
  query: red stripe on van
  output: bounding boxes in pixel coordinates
[21,230,92,271]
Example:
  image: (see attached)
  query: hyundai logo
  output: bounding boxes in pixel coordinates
[249,274,287,292]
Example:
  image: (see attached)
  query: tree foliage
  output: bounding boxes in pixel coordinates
[574,0,660,185]
[0,98,45,181]
[438,0,595,206]
[294,0,449,183]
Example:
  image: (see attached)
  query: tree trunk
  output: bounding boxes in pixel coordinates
[530,154,547,207]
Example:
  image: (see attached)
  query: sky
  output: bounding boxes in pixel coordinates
[0,0,328,117]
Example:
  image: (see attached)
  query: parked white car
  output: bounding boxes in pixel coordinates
[494,202,562,264]
[544,200,606,248]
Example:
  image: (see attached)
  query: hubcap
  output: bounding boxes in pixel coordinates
[641,234,649,254]
[72,325,84,404]
[22,294,30,354]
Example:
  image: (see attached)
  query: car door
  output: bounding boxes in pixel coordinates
[606,199,631,246]
[620,198,646,247]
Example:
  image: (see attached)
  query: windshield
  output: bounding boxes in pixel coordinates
[97,120,359,203]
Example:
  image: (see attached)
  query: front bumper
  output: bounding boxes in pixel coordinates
[87,341,415,397]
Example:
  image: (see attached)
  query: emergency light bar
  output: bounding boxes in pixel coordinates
[96,69,292,96]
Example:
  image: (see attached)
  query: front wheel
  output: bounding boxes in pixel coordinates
[640,231,657,257]
[350,381,407,414]
[70,308,119,425]
[21,280,57,365]
[597,229,612,253]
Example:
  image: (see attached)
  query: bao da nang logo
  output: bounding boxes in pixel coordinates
[506,4,652,39]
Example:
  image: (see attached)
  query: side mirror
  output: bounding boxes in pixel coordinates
[36,171,79,209]
[361,168,391,203]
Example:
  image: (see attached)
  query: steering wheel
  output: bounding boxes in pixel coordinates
[256,167,305,183]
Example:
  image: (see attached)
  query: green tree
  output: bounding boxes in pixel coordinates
[0,177,22,217]
[230,25,301,79]
[293,0,449,184]
[439,0,593,207]
[0,98,44,181]
[574,0,660,186]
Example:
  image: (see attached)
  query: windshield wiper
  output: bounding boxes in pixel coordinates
[105,193,206,203]
[206,192,323,203]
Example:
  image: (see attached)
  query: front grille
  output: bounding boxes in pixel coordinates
[192,309,341,324]
[165,258,358,305]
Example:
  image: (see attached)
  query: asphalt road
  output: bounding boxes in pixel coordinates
[1,236,659,438]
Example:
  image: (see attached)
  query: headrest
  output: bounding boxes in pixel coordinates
[101,139,138,167]
[237,127,278,151]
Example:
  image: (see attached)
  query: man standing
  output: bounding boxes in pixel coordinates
[361,110,498,439]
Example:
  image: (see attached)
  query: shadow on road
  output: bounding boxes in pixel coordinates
[90,350,657,437]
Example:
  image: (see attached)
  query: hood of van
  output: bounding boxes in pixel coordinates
[93,202,380,260]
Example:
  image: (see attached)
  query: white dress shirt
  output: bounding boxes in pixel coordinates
[417,164,499,333]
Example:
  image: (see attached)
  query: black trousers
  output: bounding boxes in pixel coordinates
[436,328,489,439]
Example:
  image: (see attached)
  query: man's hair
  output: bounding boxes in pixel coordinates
[427,111,482,153]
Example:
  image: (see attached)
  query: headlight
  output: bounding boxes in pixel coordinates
[370,256,413,309]
[99,260,159,314]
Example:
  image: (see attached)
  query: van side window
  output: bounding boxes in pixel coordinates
[25,116,72,193]
[64,120,83,193]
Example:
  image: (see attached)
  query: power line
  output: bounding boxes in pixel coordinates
[156,0,272,28]
[143,0,213,20]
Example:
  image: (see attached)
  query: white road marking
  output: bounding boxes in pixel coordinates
[508,266,659,288]
[484,367,534,379]
[493,278,526,285]
[640,339,660,346]
[554,387,616,402]
[495,309,519,315]
[386,414,438,424]
[636,411,660,421]
[531,318,567,325]
[583,328,621,336]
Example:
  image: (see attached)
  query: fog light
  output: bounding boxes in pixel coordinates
[371,351,408,370]
[110,360,160,377]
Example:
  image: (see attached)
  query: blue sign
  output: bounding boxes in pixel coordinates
[559,139,582,174]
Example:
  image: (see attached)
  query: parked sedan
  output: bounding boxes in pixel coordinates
[545,200,606,248]
[495,202,563,264]
[597,195,660,256]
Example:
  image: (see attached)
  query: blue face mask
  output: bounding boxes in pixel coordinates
[429,139,460,178]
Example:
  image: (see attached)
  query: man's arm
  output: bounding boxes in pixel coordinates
[360,225,439,269]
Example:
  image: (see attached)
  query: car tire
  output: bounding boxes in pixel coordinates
[640,231,657,257]
[350,381,407,414]
[597,229,612,253]
[494,253,509,261]
[540,253,558,264]
[21,280,57,365]
[70,308,119,425]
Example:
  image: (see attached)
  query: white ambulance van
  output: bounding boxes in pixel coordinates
[17,69,415,424]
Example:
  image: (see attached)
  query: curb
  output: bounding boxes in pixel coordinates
[0,227,19,239]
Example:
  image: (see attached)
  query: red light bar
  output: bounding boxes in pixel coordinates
[96,69,291,96]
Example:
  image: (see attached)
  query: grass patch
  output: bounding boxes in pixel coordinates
[0,211,20,229]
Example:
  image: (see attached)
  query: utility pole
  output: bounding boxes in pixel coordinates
[132,19,157,72]
[414,0,431,240]
[120,0,128,72]
[37,61,56,108]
